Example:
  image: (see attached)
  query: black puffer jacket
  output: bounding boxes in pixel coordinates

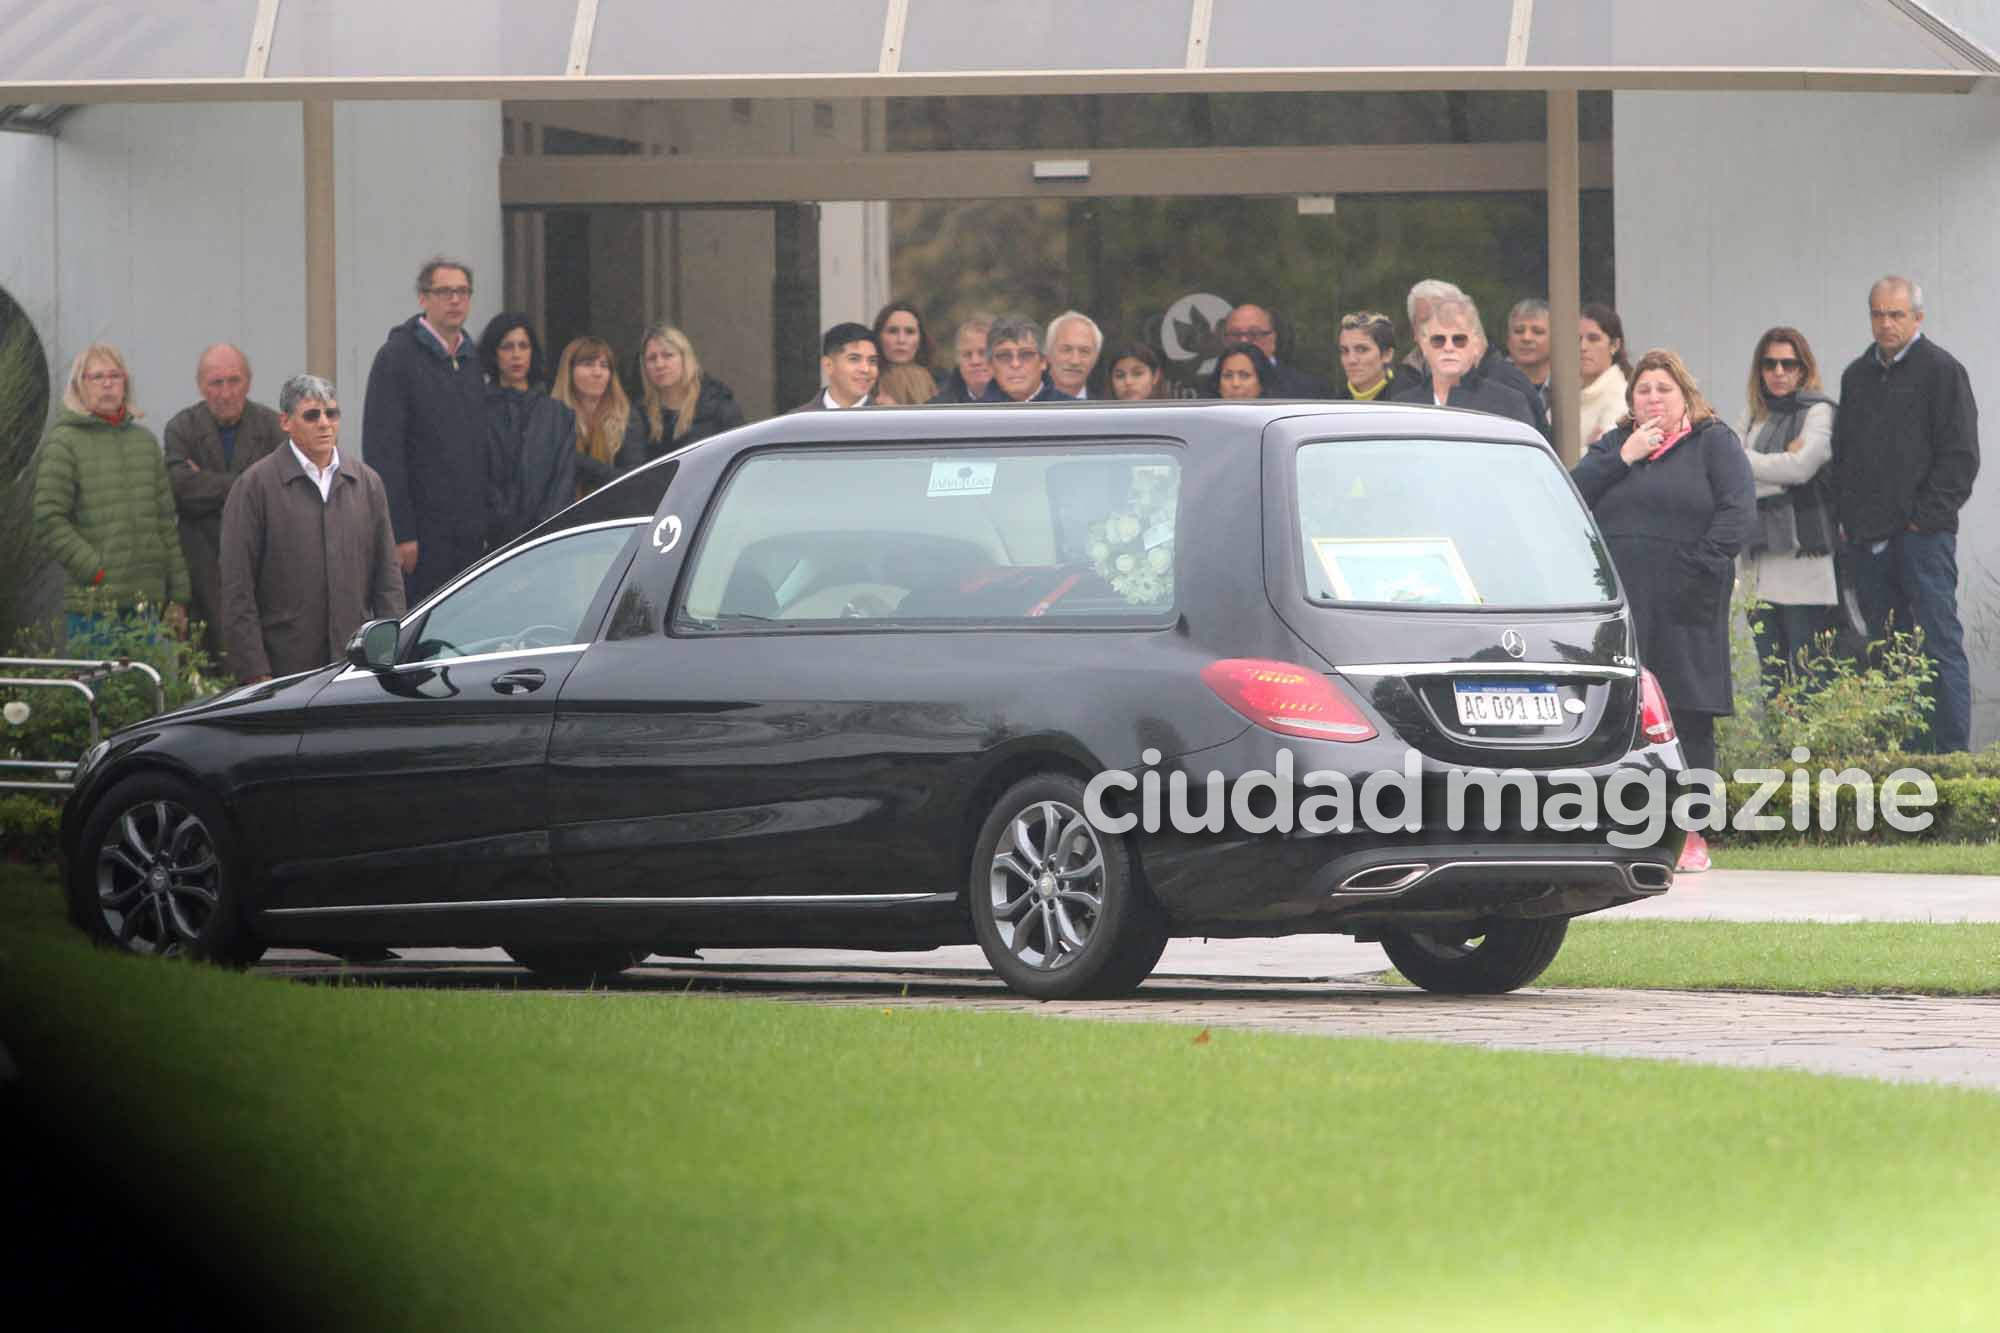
[1389,363,1538,429]
[485,384,577,548]
[628,377,747,465]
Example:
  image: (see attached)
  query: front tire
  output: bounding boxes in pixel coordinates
[72,773,264,965]
[1381,918,1568,994]
[969,774,1168,1000]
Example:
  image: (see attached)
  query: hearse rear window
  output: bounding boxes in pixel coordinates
[677,446,1179,628]
[1295,439,1617,608]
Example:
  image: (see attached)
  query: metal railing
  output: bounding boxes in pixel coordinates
[0,656,166,793]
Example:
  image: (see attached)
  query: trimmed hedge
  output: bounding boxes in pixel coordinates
[1714,776,2000,847]
[0,792,60,865]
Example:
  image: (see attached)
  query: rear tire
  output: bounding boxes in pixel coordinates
[71,772,264,966]
[504,944,647,984]
[1381,918,1568,994]
[969,774,1168,1000]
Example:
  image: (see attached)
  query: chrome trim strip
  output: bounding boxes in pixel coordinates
[332,643,584,684]
[1335,863,1429,894]
[1330,858,1660,898]
[1338,661,1638,679]
[262,892,947,917]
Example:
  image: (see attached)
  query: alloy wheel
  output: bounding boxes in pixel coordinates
[988,799,1105,971]
[94,799,222,956]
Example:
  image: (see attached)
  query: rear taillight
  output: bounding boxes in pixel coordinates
[1638,668,1676,745]
[1200,658,1377,742]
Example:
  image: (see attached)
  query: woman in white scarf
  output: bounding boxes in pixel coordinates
[1576,302,1632,447]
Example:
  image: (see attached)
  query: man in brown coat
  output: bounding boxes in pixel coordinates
[220,374,405,683]
[163,344,285,673]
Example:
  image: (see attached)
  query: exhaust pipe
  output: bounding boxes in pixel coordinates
[1626,862,1673,892]
[1335,863,1430,894]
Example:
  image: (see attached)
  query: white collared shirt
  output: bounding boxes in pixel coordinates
[419,316,466,363]
[822,389,872,409]
[290,441,341,502]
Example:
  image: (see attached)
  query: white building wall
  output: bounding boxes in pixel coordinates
[1614,87,2000,745]
[0,100,502,463]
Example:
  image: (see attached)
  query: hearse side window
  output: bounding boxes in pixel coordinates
[1295,439,1618,608]
[409,524,637,662]
[676,446,1180,629]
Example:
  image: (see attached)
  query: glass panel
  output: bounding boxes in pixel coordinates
[679,449,1181,626]
[504,201,820,423]
[268,0,573,77]
[901,0,1192,72]
[0,0,257,81]
[1209,0,1512,68]
[413,526,635,661]
[1295,441,1617,607]
[590,0,885,75]
[1530,0,1964,69]
[893,191,1615,399]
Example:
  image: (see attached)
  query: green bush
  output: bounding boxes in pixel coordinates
[0,792,60,864]
[1720,596,1937,772]
[2,607,221,770]
[1711,774,2000,847]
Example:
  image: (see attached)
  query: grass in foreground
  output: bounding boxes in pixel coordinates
[1525,919,2000,995]
[4,873,2000,1330]
[1709,841,2000,875]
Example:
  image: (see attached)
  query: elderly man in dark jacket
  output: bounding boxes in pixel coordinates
[162,344,285,673]
[1832,275,1981,751]
[221,374,405,683]
[364,256,491,602]
[1390,296,1537,428]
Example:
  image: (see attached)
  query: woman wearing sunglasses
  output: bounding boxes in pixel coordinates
[1391,295,1536,426]
[1733,327,1840,694]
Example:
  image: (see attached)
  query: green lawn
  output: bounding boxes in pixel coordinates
[1710,841,2000,874]
[1535,919,2000,995]
[5,872,2000,1330]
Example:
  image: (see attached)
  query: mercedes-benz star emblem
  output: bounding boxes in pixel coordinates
[1501,629,1527,659]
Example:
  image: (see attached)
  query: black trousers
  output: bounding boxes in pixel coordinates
[1678,711,1718,776]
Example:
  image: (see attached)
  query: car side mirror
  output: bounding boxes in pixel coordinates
[345,618,401,672]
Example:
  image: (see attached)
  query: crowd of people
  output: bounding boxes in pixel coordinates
[29,257,1981,874]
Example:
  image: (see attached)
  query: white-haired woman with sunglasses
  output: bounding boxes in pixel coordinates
[1390,296,1535,427]
[1733,326,1840,695]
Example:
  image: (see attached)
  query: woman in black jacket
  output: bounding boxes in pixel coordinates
[477,313,576,549]
[1571,348,1756,873]
[629,321,746,464]
[1206,342,1279,399]
[1389,296,1535,427]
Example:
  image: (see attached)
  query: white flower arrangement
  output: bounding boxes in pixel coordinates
[1087,466,1178,607]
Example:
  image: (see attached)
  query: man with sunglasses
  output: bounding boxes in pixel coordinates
[980,315,1074,402]
[1390,296,1537,428]
[220,374,405,684]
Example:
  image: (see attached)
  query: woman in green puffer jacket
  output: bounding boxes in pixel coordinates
[31,343,190,645]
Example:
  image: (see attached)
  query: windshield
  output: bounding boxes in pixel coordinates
[1294,439,1618,608]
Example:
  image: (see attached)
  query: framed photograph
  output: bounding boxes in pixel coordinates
[1310,536,1480,605]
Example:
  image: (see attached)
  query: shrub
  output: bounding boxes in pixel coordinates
[1,608,221,771]
[0,792,61,864]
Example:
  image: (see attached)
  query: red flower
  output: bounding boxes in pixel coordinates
[91,568,106,585]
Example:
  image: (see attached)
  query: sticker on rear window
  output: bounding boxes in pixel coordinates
[928,460,996,498]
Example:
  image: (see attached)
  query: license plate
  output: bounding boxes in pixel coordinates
[1453,682,1563,727]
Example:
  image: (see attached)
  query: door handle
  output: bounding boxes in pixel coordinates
[491,668,547,695]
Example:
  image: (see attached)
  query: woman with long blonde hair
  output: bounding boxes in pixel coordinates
[552,335,636,496]
[630,322,744,464]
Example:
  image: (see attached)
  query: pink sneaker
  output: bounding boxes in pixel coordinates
[1675,831,1711,874]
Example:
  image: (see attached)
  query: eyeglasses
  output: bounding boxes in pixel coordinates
[297,406,341,423]
[990,348,1040,366]
[1427,333,1472,349]
[424,286,473,300]
[1225,327,1273,340]
[1761,356,1802,372]
[82,370,126,383]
